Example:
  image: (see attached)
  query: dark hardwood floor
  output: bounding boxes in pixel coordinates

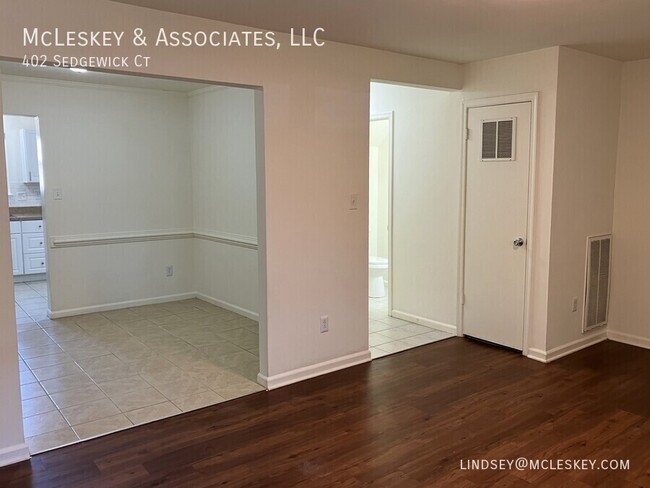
[1,338,649,487]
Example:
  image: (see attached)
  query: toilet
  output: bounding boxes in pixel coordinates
[369,256,389,298]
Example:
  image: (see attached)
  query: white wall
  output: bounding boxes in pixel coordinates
[368,118,390,260]
[462,47,560,353]
[0,87,29,467]
[3,115,42,207]
[1,77,195,313]
[546,48,621,351]
[0,0,462,457]
[189,86,259,316]
[370,83,461,328]
[609,58,650,349]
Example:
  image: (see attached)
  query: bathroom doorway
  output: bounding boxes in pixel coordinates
[368,81,458,359]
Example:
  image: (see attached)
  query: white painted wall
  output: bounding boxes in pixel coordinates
[609,58,650,349]
[0,77,195,313]
[0,87,29,467]
[370,83,461,328]
[189,86,259,316]
[368,118,390,260]
[462,47,560,353]
[0,0,462,458]
[546,48,621,351]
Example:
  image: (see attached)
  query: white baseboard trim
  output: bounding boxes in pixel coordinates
[49,291,260,321]
[0,443,30,467]
[526,348,548,363]
[195,293,259,321]
[390,310,457,335]
[607,330,650,350]
[48,292,197,319]
[13,273,47,284]
[257,350,371,390]
[526,331,608,363]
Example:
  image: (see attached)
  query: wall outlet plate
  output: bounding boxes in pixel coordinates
[320,315,329,333]
[165,265,174,277]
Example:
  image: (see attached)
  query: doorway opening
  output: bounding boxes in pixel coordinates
[2,61,267,454]
[368,81,457,358]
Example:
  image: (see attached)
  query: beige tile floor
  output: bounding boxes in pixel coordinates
[369,295,454,359]
[15,281,264,454]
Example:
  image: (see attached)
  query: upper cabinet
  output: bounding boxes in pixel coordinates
[20,128,40,183]
[4,115,43,206]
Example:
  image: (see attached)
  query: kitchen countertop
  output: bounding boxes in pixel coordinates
[9,206,42,221]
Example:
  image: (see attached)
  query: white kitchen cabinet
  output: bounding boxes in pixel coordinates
[20,128,40,183]
[11,219,47,276]
[22,233,46,253]
[10,233,24,275]
[24,253,46,274]
[21,220,44,233]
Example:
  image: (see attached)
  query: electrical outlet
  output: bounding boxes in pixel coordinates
[320,315,329,333]
[571,297,578,312]
[165,265,174,277]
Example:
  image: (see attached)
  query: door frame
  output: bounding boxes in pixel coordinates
[456,93,538,356]
[369,112,394,315]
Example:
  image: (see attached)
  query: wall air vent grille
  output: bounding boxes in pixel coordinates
[481,118,515,161]
[584,235,612,332]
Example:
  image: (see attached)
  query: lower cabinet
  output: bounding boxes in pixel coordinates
[11,219,47,276]
[10,233,24,275]
[24,253,47,274]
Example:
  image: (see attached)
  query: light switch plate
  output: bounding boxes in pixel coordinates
[349,193,359,210]
[53,189,63,200]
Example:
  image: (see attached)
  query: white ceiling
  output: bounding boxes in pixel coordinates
[113,0,650,63]
[0,61,210,92]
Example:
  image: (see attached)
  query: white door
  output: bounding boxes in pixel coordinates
[10,234,23,275]
[463,102,532,350]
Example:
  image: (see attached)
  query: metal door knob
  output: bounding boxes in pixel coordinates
[513,237,525,248]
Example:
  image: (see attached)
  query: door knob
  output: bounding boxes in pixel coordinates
[513,237,525,248]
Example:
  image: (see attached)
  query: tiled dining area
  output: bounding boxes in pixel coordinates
[15,281,264,454]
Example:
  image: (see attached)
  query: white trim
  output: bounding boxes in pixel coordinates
[195,293,259,321]
[0,443,30,468]
[391,310,457,335]
[257,350,371,390]
[526,348,548,363]
[193,230,258,250]
[369,112,394,315]
[457,93,539,357]
[49,229,194,248]
[48,291,259,321]
[526,331,608,363]
[0,73,190,97]
[49,229,258,250]
[48,292,196,318]
[608,330,650,350]
[187,85,228,97]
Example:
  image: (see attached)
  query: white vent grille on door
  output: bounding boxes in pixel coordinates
[481,118,516,161]
[583,235,611,332]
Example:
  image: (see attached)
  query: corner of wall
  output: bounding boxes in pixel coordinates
[544,47,622,354]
